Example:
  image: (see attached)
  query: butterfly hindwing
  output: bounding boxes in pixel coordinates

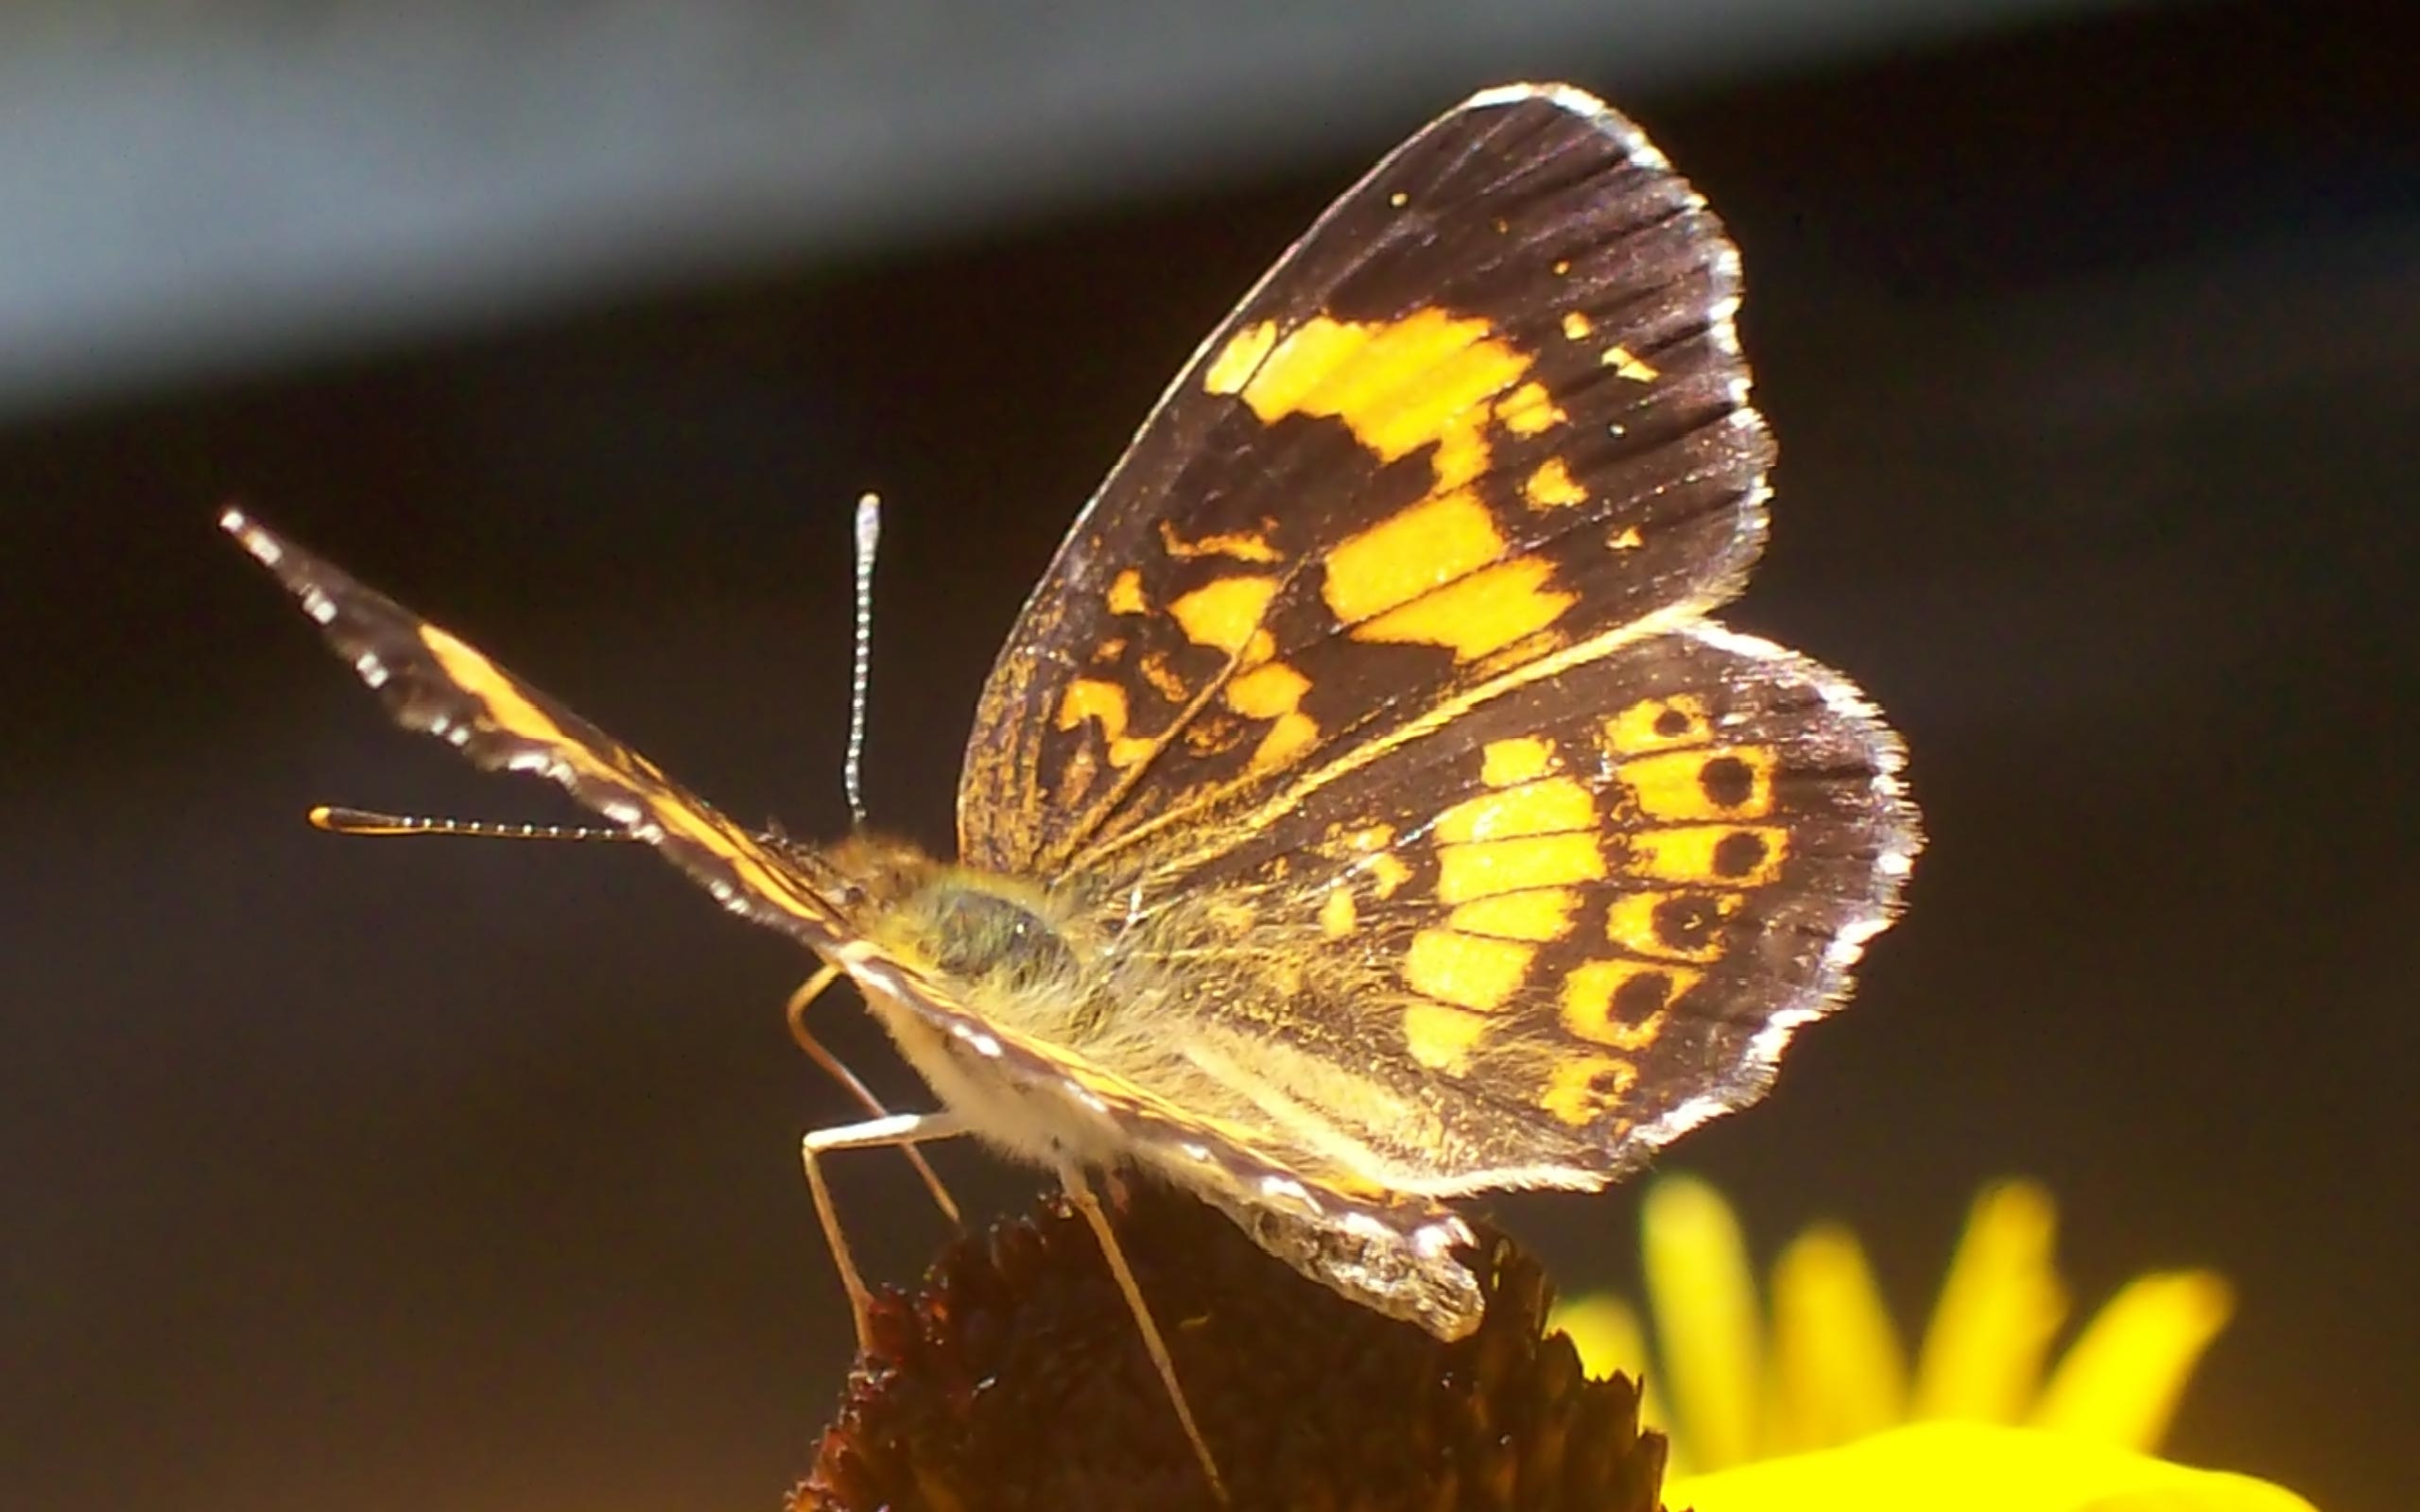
[1115,622,1916,1191]
[960,85,1772,876]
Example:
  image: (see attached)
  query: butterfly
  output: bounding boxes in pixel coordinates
[227,80,1919,1494]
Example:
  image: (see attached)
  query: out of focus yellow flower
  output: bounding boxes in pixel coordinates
[1553,1175,2298,1510]
[1675,1421,2315,1512]
[796,1177,2320,1511]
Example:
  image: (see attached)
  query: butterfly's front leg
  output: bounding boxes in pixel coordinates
[786,966,962,1227]
[801,1109,970,1349]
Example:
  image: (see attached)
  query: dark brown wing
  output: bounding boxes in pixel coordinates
[948,83,1917,1202]
[221,509,855,953]
[959,83,1772,875]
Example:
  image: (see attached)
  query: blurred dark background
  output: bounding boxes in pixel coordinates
[4,3,2412,1509]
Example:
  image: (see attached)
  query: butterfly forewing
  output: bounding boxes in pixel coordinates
[960,86,1772,876]
[220,510,854,953]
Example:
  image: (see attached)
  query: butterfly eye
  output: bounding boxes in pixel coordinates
[917,885,1078,989]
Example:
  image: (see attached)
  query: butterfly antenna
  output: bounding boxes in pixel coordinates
[844,491,881,826]
[308,805,634,842]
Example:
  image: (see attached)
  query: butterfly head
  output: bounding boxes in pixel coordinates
[804,832,1098,1013]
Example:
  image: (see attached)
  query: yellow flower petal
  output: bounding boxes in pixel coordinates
[1770,1221,1908,1452]
[1555,1291,1651,1379]
[2032,1270,2236,1451]
[1913,1180,2068,1422]
[1643,1175,1764,1469]
[1551,1292,1693,1479]
[1668,1422,2318,1512]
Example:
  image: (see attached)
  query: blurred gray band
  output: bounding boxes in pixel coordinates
[0,0,2145,414]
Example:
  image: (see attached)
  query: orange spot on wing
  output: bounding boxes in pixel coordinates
[1229,310,1534,499]
[1249,711,1319,771]
[1479,735,1555,787]
[1134,650,1187,702]
[1542,1055,1638,1125]
[1431,421,1492,493]
[1234,318,1374,421]
[1448,888,1579,942]
[1158,519,1284,563]
[1603,345,1660,383]
[1436,833,1604,904]
[1107,568,1149,615]
[1202,319,1278,395]
[1224,659,1307,717]
[1604,888,1744,963]
[1322,491,1505,624]
[1223,659,1319,772]
[1561,311,1595,339]
[1055,679,1157,769]
[1248,311,1528,461]
[1436,777,1596,844]
[1495,381,1565,436]
[1604,696,1711,756]
[1523,457,1588,508]
[1562,960,1702,1050]
[1621,747,1777,821]
[1403,1001,1494,1074]
[1319,886,1357,939]
[1168,575,1279,655]
[419,627,563,747]
[1352,557,1574,661]
[1621,825,1789,887]
[1404,929,1533,1014]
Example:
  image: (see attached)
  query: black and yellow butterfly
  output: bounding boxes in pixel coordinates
[229,81,1917,1489]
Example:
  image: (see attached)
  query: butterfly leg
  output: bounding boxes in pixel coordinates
[1059,1164,1229,1504]
[802,1109,969,1351]
[785,965,962,1227]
